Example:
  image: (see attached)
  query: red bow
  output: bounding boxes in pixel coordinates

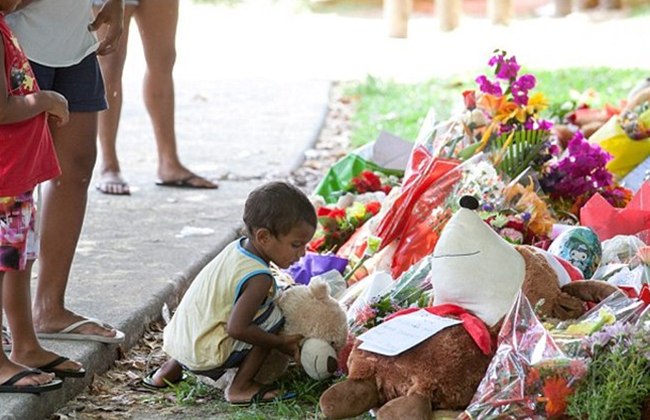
[385,304,493,355]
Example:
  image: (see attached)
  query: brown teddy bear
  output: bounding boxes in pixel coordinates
[319,197,617,420]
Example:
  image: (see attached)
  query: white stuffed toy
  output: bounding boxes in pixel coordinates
[255,278,348,383]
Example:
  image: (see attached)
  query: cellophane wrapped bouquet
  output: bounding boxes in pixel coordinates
[462,292,589,419]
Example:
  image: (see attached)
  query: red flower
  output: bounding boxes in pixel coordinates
[503,218,525,232]
[308,236,326,252]
[351,170,384,194]
[365,201,381,216]
[463,90,477,110]
[317,206,346,220]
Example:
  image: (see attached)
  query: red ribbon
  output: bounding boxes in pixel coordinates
[385,304,493,355]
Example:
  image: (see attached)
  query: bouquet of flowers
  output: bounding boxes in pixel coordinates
[463,292,588,419]
[481,182,555,247]
[389,154,507,277]
[566,318,650,419]
[308,201,381,254]
[349,255,433,335]
[450,50,557,181]
[539,131,632,219]
[347,170,398,195]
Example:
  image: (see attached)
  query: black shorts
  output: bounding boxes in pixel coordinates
[30,52,107,113]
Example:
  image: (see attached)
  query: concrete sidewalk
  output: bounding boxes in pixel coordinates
[0,77,329,418]
[1,4,332,413]
[2,1,650,418]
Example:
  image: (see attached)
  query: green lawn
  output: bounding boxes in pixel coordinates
[346,68,648,147]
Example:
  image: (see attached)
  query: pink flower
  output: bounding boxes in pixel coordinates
[636,246,650,265]
[355,305,377,325]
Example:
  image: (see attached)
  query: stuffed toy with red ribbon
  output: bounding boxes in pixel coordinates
[320,196,617,420]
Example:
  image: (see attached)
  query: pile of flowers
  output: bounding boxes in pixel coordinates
[294,48,650,419]
[308,201,381,254]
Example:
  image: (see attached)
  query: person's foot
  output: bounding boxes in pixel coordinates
[33,309,121,341]
[157,166,217,189]
[226,381,280,404]
[0,360,56,388]
[10,348,84,377]
[96,170,131,195]
[143,359,184,388]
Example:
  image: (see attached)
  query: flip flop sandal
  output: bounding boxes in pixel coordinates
[36,318,125,344]
[37,356,86,378]
[228,383,297,407]
[155,174,218,189]
[140,368,188,390]
[0,369,63,394]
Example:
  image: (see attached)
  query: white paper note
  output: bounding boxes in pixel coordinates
[357,309,462,356]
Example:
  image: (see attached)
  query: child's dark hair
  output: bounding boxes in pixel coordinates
[243,181,317,237]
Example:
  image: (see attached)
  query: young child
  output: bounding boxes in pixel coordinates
[0,0,83,393]
[143,181,316,405]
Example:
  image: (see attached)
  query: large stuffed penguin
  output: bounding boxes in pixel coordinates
[319,196,616,420]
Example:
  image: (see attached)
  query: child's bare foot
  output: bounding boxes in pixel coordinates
[226,381,280,404]
[143,359,184,388]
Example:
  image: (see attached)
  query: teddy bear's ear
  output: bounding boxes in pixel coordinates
[309,277,331,300]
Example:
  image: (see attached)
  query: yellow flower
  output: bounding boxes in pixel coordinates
[526,92,549,115]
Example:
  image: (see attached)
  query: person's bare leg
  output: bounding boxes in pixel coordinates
[226,346,278,403]
[32,113,118,339]
[135,0,216,188]
[95,6,136,195]
[0,274,57,388]
[3,262,83,373]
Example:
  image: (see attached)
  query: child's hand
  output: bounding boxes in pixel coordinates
[43,91,69,126]
[279,334,303,363]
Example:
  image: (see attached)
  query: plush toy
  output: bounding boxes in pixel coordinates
[254,278,349,384]
[319,196,617,420]
[548,226,602,279]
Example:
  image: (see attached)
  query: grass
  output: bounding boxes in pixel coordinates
[345,68,648,147]
[150,367,372,419]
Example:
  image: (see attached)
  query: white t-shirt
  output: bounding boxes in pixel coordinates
[7,0,99,67]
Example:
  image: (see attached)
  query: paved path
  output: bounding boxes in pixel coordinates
[2,1,649,418]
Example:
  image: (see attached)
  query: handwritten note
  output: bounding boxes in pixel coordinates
[358,310,462,356]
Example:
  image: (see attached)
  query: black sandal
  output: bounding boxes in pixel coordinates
[228,383,297,406]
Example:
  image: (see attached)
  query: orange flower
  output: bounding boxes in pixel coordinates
[542,376,573,416]
[477,93,505,117]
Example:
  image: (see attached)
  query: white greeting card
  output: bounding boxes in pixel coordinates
[358,309,462,356]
